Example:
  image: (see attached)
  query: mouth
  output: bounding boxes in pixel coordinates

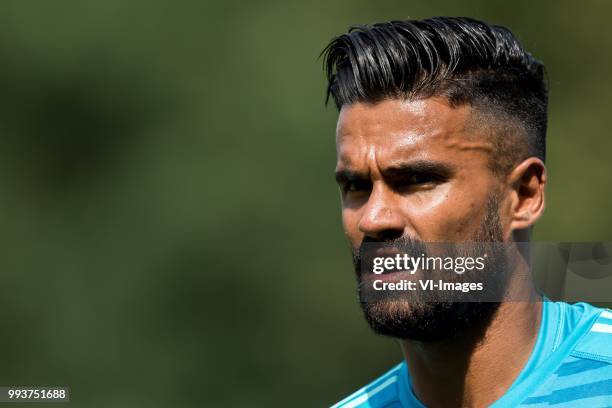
[373,246,403,257]
[363,269,415,281]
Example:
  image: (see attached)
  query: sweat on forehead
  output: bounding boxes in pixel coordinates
[336,98,526,177]
[337,99,493,159]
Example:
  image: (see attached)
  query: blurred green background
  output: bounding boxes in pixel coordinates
[0,1,611,407]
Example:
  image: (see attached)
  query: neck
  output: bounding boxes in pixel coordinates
[400,293,542,407]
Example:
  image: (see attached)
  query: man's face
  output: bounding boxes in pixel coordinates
[336,97,506,247]
[335,97,510,341]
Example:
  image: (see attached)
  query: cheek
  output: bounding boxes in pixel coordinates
[342,207,362,245]
[402,184,489,240]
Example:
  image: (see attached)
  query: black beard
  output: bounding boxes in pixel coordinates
[361,300,500,342]
[353,194,507,342]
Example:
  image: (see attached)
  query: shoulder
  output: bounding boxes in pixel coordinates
[571,306,612,363]
[330,363,405,408]
[521,304,612,407]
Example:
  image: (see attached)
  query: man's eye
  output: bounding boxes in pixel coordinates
[407,173,434,184]
[343,180,371,193]
[396,173,444,190]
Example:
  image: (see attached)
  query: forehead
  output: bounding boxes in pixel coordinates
[336,98,493,167]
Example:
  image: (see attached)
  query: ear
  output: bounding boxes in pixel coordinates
[507,158,547,231]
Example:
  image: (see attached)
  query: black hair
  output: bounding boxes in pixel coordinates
[322,17,548,173]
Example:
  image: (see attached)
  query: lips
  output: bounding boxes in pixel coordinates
[373,246,402,257]
[362,269,415,285]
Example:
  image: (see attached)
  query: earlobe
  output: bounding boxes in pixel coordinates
[508,158,547,231]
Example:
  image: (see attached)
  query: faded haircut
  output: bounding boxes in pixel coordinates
[322,17,548,174]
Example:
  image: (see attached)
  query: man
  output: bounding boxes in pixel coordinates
[323,17,612,407]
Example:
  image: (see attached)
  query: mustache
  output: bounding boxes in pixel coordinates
[352,236,428,272]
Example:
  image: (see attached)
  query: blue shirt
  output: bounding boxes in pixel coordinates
[331,301,612,407]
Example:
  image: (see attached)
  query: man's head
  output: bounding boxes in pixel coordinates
[323,17,548,341]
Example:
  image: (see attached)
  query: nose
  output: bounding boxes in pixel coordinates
[358,183,404,241]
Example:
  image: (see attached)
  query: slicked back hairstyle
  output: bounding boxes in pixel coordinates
[322,17,548,174]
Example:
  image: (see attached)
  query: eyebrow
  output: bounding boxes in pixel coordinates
[334,160,455,184]
[381,160,455,179]
[334,169,368,185]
